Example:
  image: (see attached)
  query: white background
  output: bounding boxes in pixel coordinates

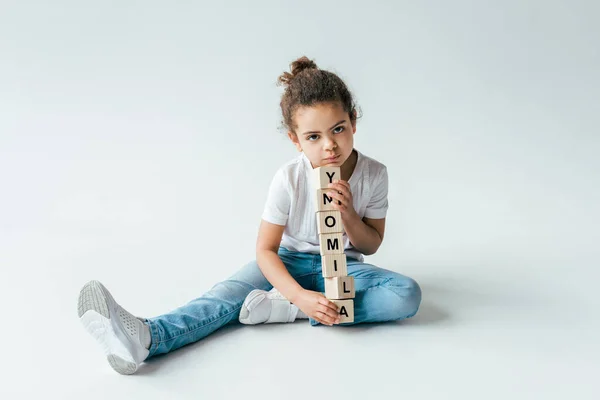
[1,1,599,399]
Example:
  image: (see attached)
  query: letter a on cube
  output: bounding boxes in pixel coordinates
[331,299,354,323]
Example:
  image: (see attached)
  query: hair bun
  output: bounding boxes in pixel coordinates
[277,56,319,87]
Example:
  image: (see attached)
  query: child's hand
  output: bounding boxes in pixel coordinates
[327,179,358,220]
[293,289,340,326]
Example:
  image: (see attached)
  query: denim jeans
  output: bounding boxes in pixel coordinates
[145,246,421,359]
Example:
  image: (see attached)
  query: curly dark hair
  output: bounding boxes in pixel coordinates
[277,56,361,135]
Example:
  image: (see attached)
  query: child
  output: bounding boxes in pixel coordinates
[77,56,422,375]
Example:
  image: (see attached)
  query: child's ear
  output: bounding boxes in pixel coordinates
[287,131,303,152]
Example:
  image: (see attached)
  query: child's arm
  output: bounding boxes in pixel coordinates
[255,219,340,326]
[326,179,387,255]
[343,215,385,256]
[255,219,304,301]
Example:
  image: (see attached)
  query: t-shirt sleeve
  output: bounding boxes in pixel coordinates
[364,166,389,219]
[261,168,290,226]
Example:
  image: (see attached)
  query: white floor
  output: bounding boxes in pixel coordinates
[4,232,599,399]
[2,1,599,399]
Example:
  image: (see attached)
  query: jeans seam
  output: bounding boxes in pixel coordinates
[295,272,315,279]
[157,305,243,344]
[147,320,160,357]
[378,280,407,299]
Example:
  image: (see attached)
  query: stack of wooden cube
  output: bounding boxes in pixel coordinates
[313,166,355,323]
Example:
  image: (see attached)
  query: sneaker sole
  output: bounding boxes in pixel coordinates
[78,280,139,375]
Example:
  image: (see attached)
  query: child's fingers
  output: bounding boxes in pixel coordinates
[314,312,331,325]
[336,180,351,191]
[328,187,352,206]
[317,301,340,322]
[329,180,351,193]
[315,310,338,326]
[318,297,339,311]
[327,185,346,197]
[327,190,347,206]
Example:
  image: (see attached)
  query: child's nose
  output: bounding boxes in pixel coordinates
[324,140,337,150]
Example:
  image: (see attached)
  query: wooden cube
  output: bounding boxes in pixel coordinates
[314,188,341,212]
[321,254,347,277]
[325,276,355,299]
[319,232,344,255]
[316,210,344,235]
[332,299,354,323]
[312,166,341,189]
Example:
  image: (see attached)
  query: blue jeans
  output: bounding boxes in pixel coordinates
[145,246,421,359]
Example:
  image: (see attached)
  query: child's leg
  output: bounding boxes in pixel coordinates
[78,261,270,374]
[311,259,422,326]
[79,247,315,373]
[145,246,316,356]
[145,259,272,357]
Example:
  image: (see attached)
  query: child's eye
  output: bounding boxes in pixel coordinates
[307,126,344,141]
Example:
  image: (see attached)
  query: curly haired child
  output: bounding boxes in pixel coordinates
[77,56,422,375]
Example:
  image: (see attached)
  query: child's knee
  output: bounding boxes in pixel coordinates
[405,278,422,315]
[406,277,421,304]
[387,276,422,318]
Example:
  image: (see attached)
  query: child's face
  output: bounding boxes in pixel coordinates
[288,102,356,169]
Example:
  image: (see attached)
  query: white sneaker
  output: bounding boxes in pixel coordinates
[239,287,306,324]
[77,280,151,375]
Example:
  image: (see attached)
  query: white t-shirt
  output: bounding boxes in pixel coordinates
[261,148,389,262]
